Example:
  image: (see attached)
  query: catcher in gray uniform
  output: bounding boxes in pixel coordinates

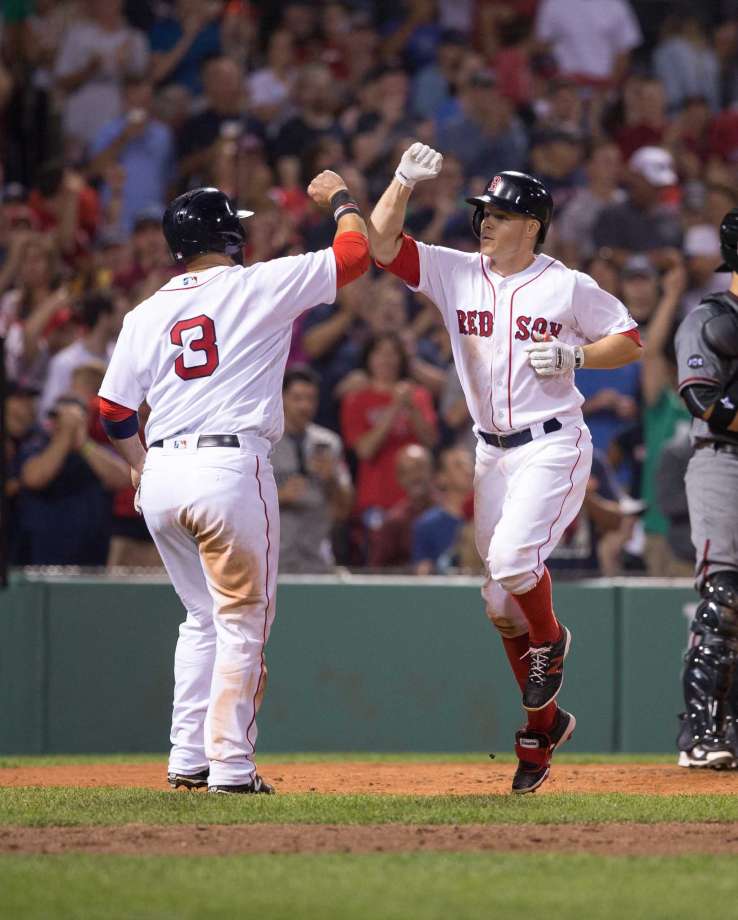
[674,207,738,769]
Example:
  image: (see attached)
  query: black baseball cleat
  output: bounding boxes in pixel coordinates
[208,774,275,795]
[677,741,736,770]
[676,712,738,769]
[512,707,576,794]
[522,625,572,712]
[168,769,209,790]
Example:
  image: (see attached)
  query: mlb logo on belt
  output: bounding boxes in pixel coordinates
[173,438,189,449]
[488,175,502,194]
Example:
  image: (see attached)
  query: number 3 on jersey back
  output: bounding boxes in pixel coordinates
[170,315,220,380]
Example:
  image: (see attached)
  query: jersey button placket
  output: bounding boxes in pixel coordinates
[495,288,508,425]
[489,280,500,425]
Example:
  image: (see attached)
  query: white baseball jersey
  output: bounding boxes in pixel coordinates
[409,245,637,433]
[99,252,336,444]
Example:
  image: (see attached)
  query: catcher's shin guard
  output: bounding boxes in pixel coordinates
[681,572,738,753]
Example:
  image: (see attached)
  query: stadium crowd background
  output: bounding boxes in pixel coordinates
[2,0,738,575]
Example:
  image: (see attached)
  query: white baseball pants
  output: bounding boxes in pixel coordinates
[140,437,278,786]
[473,421,593,637]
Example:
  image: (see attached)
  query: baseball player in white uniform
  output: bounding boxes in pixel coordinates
[98,176,369,794]
[369,144,642,792]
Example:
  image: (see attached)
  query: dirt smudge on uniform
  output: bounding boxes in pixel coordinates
[178,508,263,612]
[208,668,248,751]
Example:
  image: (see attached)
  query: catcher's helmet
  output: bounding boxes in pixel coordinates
[466,171,553,249]
[162,187,253,264]
[718,207,738,273]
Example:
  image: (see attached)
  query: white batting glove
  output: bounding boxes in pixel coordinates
[395,142,443,189]
[526,333,584,376]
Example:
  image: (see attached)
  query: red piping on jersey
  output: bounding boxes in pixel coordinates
[678,375,721,390]
[701,539,711,581]
[99,396,136,420]
[508,258,556,429]
[479,254,502,432]
[247,455,271,753]
[619,328,642,346]
[535,425,584,568]
[375,233,420,287]
[333,231,370,289]
[160,268,229,292]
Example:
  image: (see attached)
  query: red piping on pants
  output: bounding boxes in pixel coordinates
[246,455,271,751]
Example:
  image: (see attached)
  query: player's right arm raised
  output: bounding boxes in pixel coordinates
[368,143,443,264]
[307,170,370,289]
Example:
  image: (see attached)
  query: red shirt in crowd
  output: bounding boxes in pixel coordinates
[341,384,437,514]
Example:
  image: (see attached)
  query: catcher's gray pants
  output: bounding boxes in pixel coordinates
[686,444,738,588]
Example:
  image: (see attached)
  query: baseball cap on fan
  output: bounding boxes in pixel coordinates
[622,254,657,279]
[684,224,720,259]
[628,146,677,187]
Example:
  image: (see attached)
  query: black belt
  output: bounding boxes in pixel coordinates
[150,434,241,448]
[696,440,738,456]
[479,417,562,449]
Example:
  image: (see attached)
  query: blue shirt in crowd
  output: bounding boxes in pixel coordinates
[412,507,463,572]
[148,18,221,95]
[576,362,641,454]
[89,117,173,234]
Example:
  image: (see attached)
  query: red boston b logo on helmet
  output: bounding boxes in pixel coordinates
[488,175,502,194]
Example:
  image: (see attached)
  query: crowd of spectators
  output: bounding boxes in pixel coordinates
[2,0,738,575]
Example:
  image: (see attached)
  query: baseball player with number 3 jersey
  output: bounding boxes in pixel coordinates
[98,176,369,794]
[370,144,642,793]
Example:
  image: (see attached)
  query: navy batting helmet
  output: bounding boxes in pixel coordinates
[718,207,738,273]
[466,172,553,249]
[162,187,253,264]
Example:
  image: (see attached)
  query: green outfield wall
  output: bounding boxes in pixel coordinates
[0,574,694,755]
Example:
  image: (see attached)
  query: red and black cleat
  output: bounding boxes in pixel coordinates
[512,708,576,794]
[522,625,572,711]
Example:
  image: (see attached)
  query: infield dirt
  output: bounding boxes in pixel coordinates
[3,822,738,856]
[2,760,738,795]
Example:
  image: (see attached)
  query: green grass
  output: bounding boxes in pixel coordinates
[3,852,738,920]
[3,787,738,827]
[0,751,678,768]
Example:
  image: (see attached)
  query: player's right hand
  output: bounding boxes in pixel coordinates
[307,170,347,209]
[395,143,443,189]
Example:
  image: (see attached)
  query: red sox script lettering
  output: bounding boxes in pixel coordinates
[514,317,563,341]
[456,310,562,340]
[456,309,494,337]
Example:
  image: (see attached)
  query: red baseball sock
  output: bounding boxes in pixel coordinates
[528,702,558,732]
[502,634,529,692]
[512,567,560,646]
[501,634,557,733]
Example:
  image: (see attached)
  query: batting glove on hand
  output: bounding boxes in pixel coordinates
[526,333,584,377]
[395,142,443,189]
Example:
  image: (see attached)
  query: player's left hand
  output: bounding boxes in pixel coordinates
[526,333,580,376]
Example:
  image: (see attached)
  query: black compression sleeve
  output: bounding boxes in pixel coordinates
[682,383,738,430]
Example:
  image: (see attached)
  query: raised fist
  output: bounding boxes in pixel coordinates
[394,143,443,189]
[307,170,348,209]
